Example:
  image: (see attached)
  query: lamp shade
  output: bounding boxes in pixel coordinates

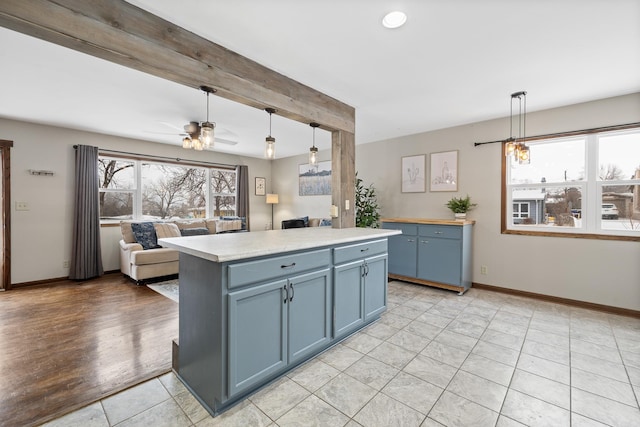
[266,193,279,204]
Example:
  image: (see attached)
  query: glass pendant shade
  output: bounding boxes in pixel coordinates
[265,136,275,159]
[182,137,192,149]
[201,121,215,148]
[309,146,318,166]
[517,144,530,164]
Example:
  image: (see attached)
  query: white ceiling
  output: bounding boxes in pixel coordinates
[0,0,638,159]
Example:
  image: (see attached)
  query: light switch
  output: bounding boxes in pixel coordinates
[15,201,29,211]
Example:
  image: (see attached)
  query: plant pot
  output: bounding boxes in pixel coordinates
[454,213,467,220]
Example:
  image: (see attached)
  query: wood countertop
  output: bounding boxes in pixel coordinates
[381,218,476,226]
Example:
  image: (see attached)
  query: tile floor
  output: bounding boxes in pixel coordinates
[41,281,640,427]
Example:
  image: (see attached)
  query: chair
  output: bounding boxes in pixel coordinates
[281,219,306,229]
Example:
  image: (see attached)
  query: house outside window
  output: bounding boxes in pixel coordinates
[98,156,237,222]
[503,127,640,240]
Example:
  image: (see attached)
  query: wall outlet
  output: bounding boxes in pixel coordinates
[63,260,70,268]
[15,201,29,211]
[480,265,488,275]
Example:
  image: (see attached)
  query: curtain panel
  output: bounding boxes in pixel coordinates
[69,145,104,280]
[236,165,250,230]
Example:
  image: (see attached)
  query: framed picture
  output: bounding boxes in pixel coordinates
[255,177,266,196]
[430,150,458,192]
[401,155,426,193]
[299,160,331,196]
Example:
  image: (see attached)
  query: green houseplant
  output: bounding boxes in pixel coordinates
[355,173,380,228]
[446,195,477,219]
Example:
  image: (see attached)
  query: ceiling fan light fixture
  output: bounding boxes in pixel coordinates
[382,11,407,29]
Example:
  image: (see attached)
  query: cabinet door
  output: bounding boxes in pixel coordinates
[363,254,388,320]
[333,260,364,338]
[387,233,417,276]
[228,280,287,396]
[417,237,461,286]
[288,268,332,363]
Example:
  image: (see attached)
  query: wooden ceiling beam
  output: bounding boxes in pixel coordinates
[0,0,355,133]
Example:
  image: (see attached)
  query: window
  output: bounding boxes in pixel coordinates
[503,127,640,240]
[98,156,237,222]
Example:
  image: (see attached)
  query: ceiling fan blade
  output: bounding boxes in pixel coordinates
[159,121,187,132]
[216,137,238,146]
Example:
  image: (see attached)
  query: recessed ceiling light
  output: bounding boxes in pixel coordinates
[382,11,407,29]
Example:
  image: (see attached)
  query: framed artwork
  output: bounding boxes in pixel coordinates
[299,160,331,196]
[430,150,458,192]
[255,177,266,196]
[401,155,426,193]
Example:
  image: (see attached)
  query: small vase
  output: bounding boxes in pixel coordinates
[454,213,467,220]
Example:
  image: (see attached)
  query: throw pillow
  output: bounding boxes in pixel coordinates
[180,227,209,236]
[320,219,332,227]
[131,222,161,250]
[154,222,181,239]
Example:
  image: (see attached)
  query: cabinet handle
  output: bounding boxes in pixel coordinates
[283,285,288,304]
[407,239,415,242]
[289,283,294,302]
[280,262,296,269]
[362,261,369,277]
[360,247,369,252]
[434,231,444,235]
[421,240,429,244]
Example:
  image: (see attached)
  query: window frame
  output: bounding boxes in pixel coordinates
[98,153,237,224]
[501,125,640,242]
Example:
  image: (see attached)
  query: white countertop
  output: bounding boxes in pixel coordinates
[158,227,401,262]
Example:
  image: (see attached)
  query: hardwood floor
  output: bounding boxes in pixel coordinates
[0,274,178,427]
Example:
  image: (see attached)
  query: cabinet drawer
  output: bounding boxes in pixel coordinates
[382,222,418,236]
[333,239,387,265]
[418,225,461,240]
[228,249,330,289]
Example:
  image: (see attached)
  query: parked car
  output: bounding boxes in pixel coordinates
[601,203,619,219]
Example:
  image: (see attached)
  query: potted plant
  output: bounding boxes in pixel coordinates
[446,195,477,220]
[355,173,381,228]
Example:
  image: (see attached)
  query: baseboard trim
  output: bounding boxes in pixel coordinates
[472,282,639,319]
[11,270,122,289]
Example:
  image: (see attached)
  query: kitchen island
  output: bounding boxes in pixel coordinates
[158,226,401,416]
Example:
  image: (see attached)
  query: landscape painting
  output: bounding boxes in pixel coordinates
[299,161,331,196]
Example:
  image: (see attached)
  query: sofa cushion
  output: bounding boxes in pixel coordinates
[216,219,242,233]
[120,221,136,244]
[154,222,181,239]
[131,248,179,265]
[131,222,161,250]
[204,219,218,234]
[180,227,209,236]
[308,218,321,227]
[174,219,207,230]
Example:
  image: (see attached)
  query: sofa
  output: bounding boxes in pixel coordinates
[119,217,244,283]
[281,216,332,229]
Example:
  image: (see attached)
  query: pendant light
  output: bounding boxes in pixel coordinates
[309,122,320,166]
[265,108,276,159]
[505,90,530,164]
[181,85,216,151]
[200,86,216,150]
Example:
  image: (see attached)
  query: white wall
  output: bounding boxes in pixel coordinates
[1,118,272,283]
[273,93,640,311]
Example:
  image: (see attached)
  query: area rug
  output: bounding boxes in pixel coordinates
[147,279,179,302]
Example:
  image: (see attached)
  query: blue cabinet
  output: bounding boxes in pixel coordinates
[383,220,473,294]
[228,267,331,396]
[333,240,388,338]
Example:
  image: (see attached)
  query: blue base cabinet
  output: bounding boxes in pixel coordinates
[175,237,389,418]
[383,219,474,294]
[333,240,388,339]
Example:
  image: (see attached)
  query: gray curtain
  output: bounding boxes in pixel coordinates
[236,165,250,230]
[69,145,104,280]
